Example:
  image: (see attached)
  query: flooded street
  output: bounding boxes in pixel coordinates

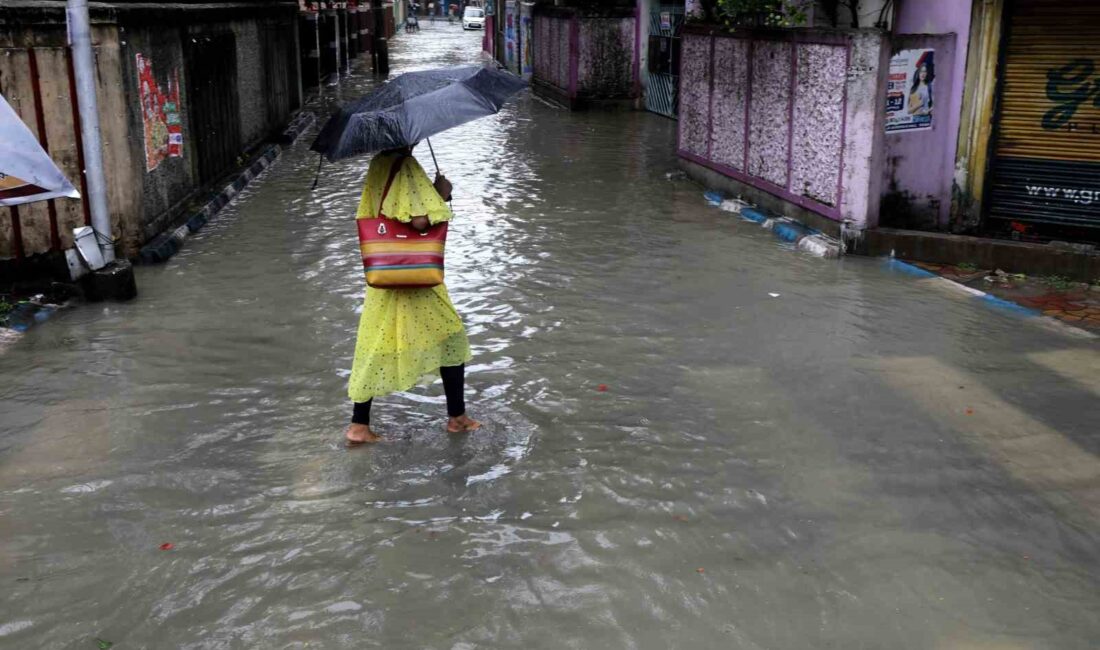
[3,25,1100,649]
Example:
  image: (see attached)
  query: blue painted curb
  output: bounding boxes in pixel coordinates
[771,220,811,243]
[881,258,1051,321]
[704,193,841,258]
[882,258,938,278]
[139,145,281,265]
[980,293,1042,317]
[740,208,768,224]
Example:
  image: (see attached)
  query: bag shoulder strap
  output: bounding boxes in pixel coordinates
[376,154,408,217]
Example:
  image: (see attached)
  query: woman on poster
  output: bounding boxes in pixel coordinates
[907,53,934,117]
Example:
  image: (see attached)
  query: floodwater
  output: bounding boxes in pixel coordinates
[2,24,1100,650]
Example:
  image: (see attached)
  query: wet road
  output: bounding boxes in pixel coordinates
[2,24,1100,650]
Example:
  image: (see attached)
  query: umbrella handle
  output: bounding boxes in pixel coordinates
[426,138,453,211]
[426,138,440,176]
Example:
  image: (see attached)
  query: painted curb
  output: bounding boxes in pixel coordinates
[280,111,317,145]
[706,193,842,258]
[139,145,282,264]
[882,258,1097,340]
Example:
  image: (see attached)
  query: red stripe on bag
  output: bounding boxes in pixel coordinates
[356,155,448,289]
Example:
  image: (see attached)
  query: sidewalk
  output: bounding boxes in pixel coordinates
[907,260,1100,330]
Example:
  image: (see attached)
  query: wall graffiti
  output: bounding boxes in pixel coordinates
[521,15,533,79]
[1043,58,1100,131]
[504,2,518,74]
[137,53,183,172]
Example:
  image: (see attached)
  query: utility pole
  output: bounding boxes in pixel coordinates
[66,0,113,264]
[372,0,389,75]
[66,0,137,300]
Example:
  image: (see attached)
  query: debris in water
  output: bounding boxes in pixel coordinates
[696,568,705,574]
[520,512,532,520]
[96,639,113,649]
[965,408,974,415]
[596,384,608,392]
[768,293,780,298]
[159,543,174,551]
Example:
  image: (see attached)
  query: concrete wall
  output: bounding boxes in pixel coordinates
[0,3,300,274]
[235,19,267,148]
[118,22,197,241]
[576,16,637,101]
[880,33,957,230]
[533,13,574,104]
[678,26,888,230]
[0,22,142,262]
[120,13,298,242]
[881,0,972,230]
[532,6,637,109]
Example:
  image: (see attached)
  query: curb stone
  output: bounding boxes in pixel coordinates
[883,259,1097,340]
[137,109,317,265]
[280,111,317,145]
[706,193,842,259]
[139,145,282,264]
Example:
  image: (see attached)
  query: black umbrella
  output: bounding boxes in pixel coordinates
[310,65,527,164]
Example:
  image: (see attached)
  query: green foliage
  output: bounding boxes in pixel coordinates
[955,262,978,272]
[695,0,810,27]
[718,0,810,26]
[1041,275,1075,291]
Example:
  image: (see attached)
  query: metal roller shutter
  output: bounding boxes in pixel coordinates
[987,0,1100,232]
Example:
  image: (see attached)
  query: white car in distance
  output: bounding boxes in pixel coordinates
[463,7,485,29]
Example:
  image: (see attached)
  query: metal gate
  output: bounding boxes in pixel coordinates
[645,3,684,118]
[185,32,241,184]
[986,0,1100,236]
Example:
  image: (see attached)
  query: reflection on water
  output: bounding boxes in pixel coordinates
[1,23,1100,650]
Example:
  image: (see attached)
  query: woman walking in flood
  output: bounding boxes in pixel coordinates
[345,145,480,445]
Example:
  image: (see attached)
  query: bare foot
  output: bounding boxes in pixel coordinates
[345,423,383,446]
[446,414,481,434]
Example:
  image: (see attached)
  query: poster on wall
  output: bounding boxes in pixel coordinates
[521,14,533,80]
[504,1,518,74]
[885,49,934,133]
[136,53,183,171]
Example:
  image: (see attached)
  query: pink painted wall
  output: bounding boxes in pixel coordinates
[885,0,973,227]
[577,18,636,99]
[534,15,571,92]
[678,29,886,227]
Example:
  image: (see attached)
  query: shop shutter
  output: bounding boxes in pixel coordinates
[987,0,1100,230]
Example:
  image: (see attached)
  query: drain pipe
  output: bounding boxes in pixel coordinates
[66,0,114,264]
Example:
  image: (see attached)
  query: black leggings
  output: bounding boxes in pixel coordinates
[351,364,465,425]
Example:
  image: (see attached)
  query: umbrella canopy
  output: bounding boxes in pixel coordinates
[311,65,527,162]
[0,92,80,207]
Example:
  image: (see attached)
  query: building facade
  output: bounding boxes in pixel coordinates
[674,0,1100,251]
[0,1,303,279]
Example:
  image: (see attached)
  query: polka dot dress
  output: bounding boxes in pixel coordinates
[348,153,471,403]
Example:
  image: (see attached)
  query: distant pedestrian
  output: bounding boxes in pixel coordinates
[345,144,480,445]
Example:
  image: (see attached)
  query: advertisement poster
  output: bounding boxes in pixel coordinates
[504,1,518,74]
[521,14,533,80]
[885,48,934,133]
[136,53,183,171]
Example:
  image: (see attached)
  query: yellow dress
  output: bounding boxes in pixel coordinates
[348,153,471,403]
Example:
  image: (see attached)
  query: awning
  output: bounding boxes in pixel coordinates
[0,91,80,207]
